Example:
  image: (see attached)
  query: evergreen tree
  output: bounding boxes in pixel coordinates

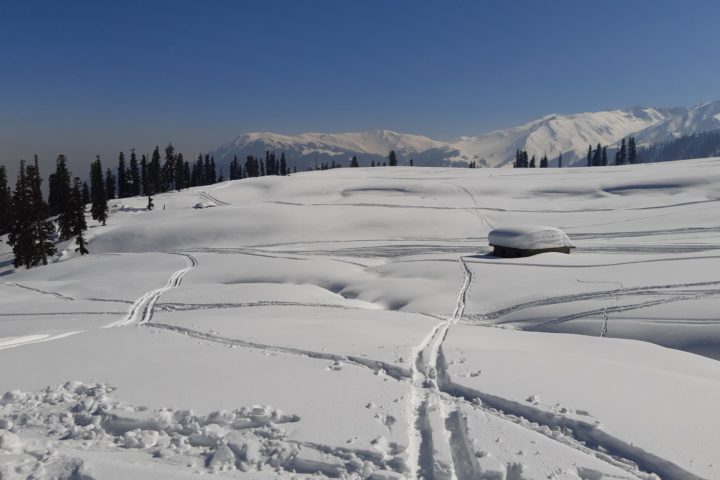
[105,168,116,199]
[175,152,186,190]
[260,159,265,177]
[149,146,162,193]
[558,153,563,168]
[8,161,35,267]
[601,146,608,166]
[388,150,397,166]
[371,160,376,167]
[8,158,57,268]
[69,177,88,255]
[540,154,548,168]
[90,156,108,225]
[592,144,602,166]
[350,155,359,168]
[117,152,128,198]
[129,149,141,196]
[628,137,638,164]
[410,159,414,166]
[82,182,90,205]
[0,165,11,237]
[162,143,176,191]
[587,145,593,167]
[47,155,72,217]
[529,155,536,168]
[616,138,627,165]
[140,155,149,195]
[280,152,288,175]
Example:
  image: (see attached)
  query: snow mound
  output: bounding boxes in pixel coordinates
[488,225,574,250]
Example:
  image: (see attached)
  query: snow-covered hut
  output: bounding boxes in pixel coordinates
[488,225,574,258]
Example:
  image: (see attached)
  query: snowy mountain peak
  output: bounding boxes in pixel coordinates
[212,103,720,169]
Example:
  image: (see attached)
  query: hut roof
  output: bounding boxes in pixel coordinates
[488,225,574,250]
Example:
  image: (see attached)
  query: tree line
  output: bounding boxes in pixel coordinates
[513,137,639,168]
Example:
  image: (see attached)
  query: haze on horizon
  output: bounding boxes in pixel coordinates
[2,0,719,177]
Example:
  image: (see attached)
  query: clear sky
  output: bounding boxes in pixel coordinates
[1,0,719,176]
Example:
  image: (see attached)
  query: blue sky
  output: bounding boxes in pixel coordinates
[1,0,719,174]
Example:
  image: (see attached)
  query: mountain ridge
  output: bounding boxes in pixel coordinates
[212,102,720,169]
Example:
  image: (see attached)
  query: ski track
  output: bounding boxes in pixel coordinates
[470,279,720,322]
[2,281,75,301]
[143,321,411,381]
[104,253,197,328]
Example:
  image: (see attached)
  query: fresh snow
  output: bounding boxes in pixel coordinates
[2,159,720,479]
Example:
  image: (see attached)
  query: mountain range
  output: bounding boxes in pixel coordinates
[212,101,720,169]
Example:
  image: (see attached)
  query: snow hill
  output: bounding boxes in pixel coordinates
[212,102,720,169]
[3,160,720,479]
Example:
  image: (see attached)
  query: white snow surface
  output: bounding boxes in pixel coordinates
[2,160,720,479]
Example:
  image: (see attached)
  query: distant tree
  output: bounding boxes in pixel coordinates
[558,153,563,168]
[149,146,162,193]
[8,158,56,268]
[90,156,108,225]
[280,152,288,175]
[601,146,608,166]
[117,152,128,198]
[0,165,11,237]
[409,158,414,166]
[69,177,88,255]
[350,155,359,168]
[47,155,72,217]
[82,182,90,205]
[260,159,265,176]
[371,160,376,167]
[628,137,638,164]
[591,143,602,166]
[129,149,141,196]
[175,152,186,190]
[616,138,627,165]
[469,160,476,168]
[161,143,176,191]
[587,145,593,167]
[388,150,397,166]
[105,168,116,199]
[540,154,548,168]
[529,155,536,168]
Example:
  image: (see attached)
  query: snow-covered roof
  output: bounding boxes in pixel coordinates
[488,225,574,250]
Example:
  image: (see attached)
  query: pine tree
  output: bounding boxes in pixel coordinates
[175,152,186,190]
[371,160,376,167]
[117,152,128,198]
[162,143,176,191]
[0,165,11,237]
[90,156,108,225]
[410,159,414,166]
[350,155,359,168]
[105,168,116,199]
[8,158,57,268]
[388,150,397,166]
[69,178,88,255]
[82,182,90,205]
[592,144,602,166]
[129,149,141,196]
[529,155,536,168]
[522,151,529,168]
[280,152,288,175]
[587,145,593,167]
[616,138,627,165]
[540,154,548,168]
[628,137,638,164]
[141,155,152,210]
[8,161,35,267]
[47,155,72,217]
[601,146,608,166]
[149,146,162,193]
[558,153,563,168]
[29,156,55,266]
